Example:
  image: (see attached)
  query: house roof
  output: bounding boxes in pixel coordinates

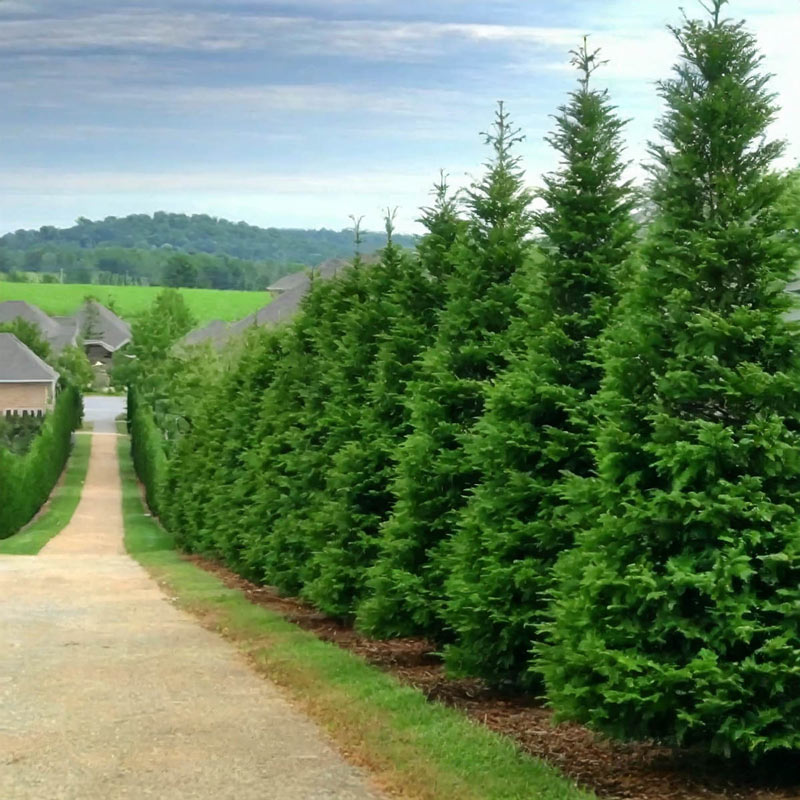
[180,258,354,350]
[0,300,77,352]
[0,333,60,383]
[228,283,311,336]
[267,258,348,294]
[74,301,131,352]
[179,319,230,347]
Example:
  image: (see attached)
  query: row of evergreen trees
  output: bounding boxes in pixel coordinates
[133,2,800,758]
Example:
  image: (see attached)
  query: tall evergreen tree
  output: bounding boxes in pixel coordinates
[443,42,637,688]
[304,190,464,618]
[358,104,534,638]
[541,1,800,758]
[238,273,353,590]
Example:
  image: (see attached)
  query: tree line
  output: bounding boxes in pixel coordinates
[128,3,800,760]
[0,246,304,291]
[0,213,418,290]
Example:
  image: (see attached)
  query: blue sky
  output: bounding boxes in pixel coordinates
[0,0,797,235]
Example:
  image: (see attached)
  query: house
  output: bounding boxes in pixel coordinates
[74,301,131,364]
[0,300,77,353]
[0,333,60,416]
[179,257,357,350]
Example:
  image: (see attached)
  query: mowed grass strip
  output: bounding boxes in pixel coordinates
[0,433,91,554]
[116,434,591,800]
[0,281,271,324]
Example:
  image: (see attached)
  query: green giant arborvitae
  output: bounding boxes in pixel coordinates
[358,104,534,638]
[303,190,464,618]
[443,42,637,688]
[541,2,800,758]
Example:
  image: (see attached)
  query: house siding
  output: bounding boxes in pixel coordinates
[0,383,52,415]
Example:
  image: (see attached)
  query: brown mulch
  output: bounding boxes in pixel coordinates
[186,555,800,800]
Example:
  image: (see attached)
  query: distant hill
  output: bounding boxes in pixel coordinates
[0,212,417,264]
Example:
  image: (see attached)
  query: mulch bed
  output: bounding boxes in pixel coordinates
[186,555,800,800]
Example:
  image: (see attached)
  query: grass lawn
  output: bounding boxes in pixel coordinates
[0,433,91,554]
[0,282,271,324]
[116,433,591,800]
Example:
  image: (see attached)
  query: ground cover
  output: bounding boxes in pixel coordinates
[116,432,590,800]
[193,558,800,800]
[0,433,91,554]
[0,282,271,324]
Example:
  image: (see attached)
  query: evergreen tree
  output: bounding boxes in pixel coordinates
[443,42,637,688]
[163,328,284,563]
[303,191,464,618]
[358,104,534,638]
[231,270,356,591]
[541,1,800,758]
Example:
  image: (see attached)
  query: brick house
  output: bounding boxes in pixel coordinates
[0,333,60,417]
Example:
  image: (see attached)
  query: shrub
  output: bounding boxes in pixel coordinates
[0,386,82,539]
[128,385,167,516]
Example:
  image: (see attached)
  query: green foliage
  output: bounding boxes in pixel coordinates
[127,385,168,516]
[163,254,200,288]
[113,288,196,393]
[0,414,45,454]
[442,42,638,688]
[302,198,463,618]
[123,6,800,761]
[0,386,82,539]
[540,3,800,758]
[0,317,52,361]
[0,212,417,289]
[0,433,91,555]
[2,212,416,262]
[55,345,94,391]
[357,104,534,638]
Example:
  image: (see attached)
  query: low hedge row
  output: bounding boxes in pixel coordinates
[127,385,167,517]
[0,385,82,539]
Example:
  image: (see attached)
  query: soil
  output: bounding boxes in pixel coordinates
[188,556,800,800]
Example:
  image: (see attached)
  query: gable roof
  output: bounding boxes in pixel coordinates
[179,319,229,347]
[267,258,348,294]
[0,300,77,352]
[180,259,352,350]
[0,333,59,382]
[74,301,131,352]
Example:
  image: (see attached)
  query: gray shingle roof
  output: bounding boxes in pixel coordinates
[179,319,229,347]
[0,301,77,352]
[0,333,59,382]
[180,258,356,350]
[267,258,348,294]
[74,301,131,351]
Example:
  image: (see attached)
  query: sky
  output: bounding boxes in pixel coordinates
[0,0,797,235]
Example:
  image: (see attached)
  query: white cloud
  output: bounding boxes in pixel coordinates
[0,10,588,59]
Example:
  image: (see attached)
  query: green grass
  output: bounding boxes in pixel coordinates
[0,282,271,324]
[116,434,590,800]
[0,433,91,554]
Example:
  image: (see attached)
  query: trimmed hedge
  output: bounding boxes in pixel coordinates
[128,384,168,517]
[0,385,82,539]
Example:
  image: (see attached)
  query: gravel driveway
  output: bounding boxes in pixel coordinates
[0,433,379,800]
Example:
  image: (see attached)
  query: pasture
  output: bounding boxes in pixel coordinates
[0,282,271,324]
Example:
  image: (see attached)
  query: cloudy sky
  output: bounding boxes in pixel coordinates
[0,0,797,235]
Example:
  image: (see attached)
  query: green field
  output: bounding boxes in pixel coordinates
[0,282,271,324]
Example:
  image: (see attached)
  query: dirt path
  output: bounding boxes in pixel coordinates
[0,433,379,800]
